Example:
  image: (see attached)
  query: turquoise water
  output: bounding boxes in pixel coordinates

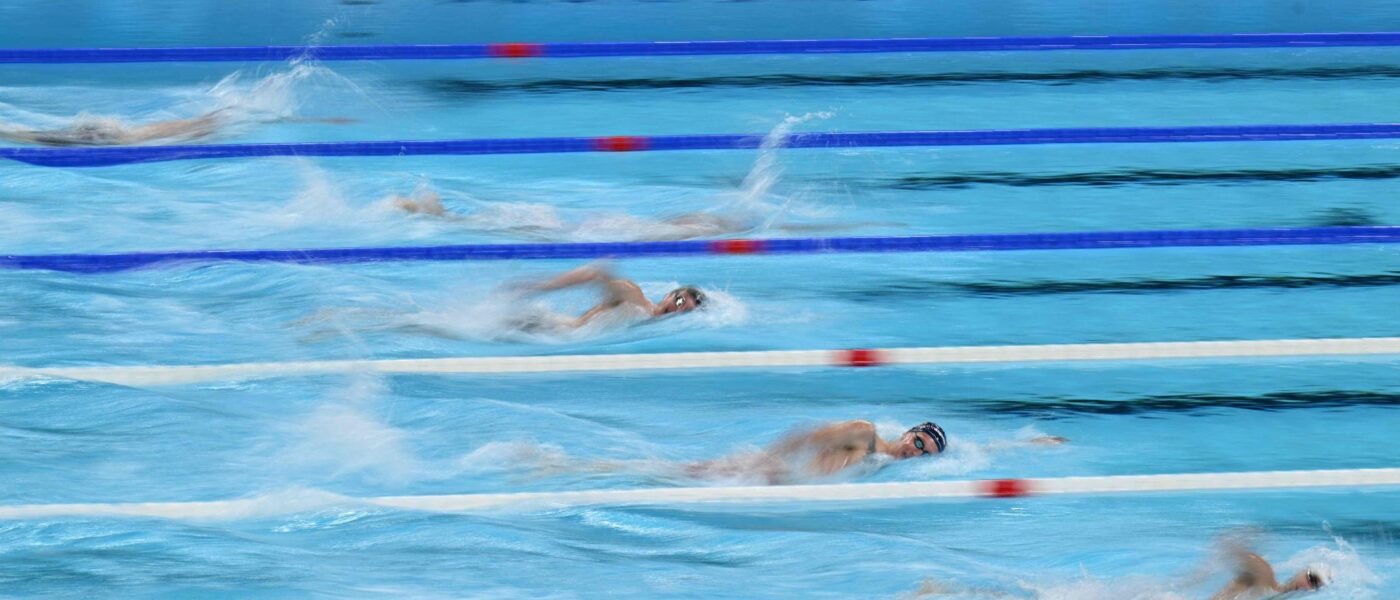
[4,2,1400,598]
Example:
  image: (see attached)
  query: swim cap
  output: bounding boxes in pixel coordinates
[674,286,705,307]
[1308,564,1333,588]
[909,422,946,453]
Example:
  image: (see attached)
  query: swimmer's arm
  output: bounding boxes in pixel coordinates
[269,116,358,125]
[393,192,449,217]
[0,123,44,143]
[985,436,1068,452]
[532,265,615,292]
[808,421,879,474]
[570,302,616,328]
[799,420,878,448]
[127,113,222,143]
[1027,436,1068,445]
[773,420,877,456]
[0,129,38,143]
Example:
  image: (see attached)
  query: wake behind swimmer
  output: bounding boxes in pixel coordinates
[0,65,355,147]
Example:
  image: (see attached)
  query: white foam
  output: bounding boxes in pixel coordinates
[278,376,427,484]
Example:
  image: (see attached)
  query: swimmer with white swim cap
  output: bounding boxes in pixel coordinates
[519,264,705,329]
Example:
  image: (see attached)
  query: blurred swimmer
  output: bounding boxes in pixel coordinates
[518,263,705,329]
[686,420,1065,483]
[1209,547,1328,599]
[0,108,353,146]
[392,189,881,242]
[901,542,1328,599]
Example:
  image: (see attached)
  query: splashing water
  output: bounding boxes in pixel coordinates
[387,112,840,242]
[731,111,835,212]
[277,375,428,485]
[202,61,368,128]
[902,530,1386,600]
[2,58,360,144]
[1277,527,1386,599]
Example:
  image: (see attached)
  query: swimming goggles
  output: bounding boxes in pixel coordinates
[1306,569,1322,589]
[673,292,702,308]
[912,435,932,455]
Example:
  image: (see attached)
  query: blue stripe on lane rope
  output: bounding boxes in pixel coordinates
[7,32,1400,63]
[7,124,1400,167]
[3,227,1397,273]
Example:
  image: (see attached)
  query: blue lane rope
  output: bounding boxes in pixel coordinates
[8,124,1400,167]
[4,227,1397,273]
[6,32,1400,64]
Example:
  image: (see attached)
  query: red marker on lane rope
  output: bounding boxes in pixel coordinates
[837,348,884,367]
[486,43,544,58]
[592,136,649,152]
[708,239,765,254]
[981,479,1033,498]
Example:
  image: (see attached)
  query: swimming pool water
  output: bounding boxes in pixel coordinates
[3,1,1400,598]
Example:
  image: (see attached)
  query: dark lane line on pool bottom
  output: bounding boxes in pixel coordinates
[834,271,1400,302]
[864,165,1400,190]
[966,390,1400,418]
[418,65,1400,96]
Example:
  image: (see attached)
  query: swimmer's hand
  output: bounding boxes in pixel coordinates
[264,115,360,125]
[393,192,447,217]
[1028,436,1068,445]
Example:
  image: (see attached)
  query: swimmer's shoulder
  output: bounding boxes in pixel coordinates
[819,420,878,441]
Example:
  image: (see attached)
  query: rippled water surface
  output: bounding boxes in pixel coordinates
[3,1,1400,598]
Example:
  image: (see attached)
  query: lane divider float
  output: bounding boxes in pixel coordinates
[10,124,1400,167]
[7,32,1400,64]
[4,337,1397,387]
[2,468,1395,521]
[4,226,1398,273]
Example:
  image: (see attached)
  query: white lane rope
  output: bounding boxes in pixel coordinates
[1,337,1397,387]
[2,468,1396,521]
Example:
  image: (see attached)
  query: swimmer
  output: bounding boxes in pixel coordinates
[686,420,1066,483]
[0,109,354,147]
[0,112,223,146]
[392,189,887,242]
[902,543,1327,599]
[519,264,705,329]
[1209,547,1328,599]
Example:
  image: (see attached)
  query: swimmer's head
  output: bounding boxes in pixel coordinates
[1284,565,1330,592]
[895,422,946,459]
[656,286,705,315]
